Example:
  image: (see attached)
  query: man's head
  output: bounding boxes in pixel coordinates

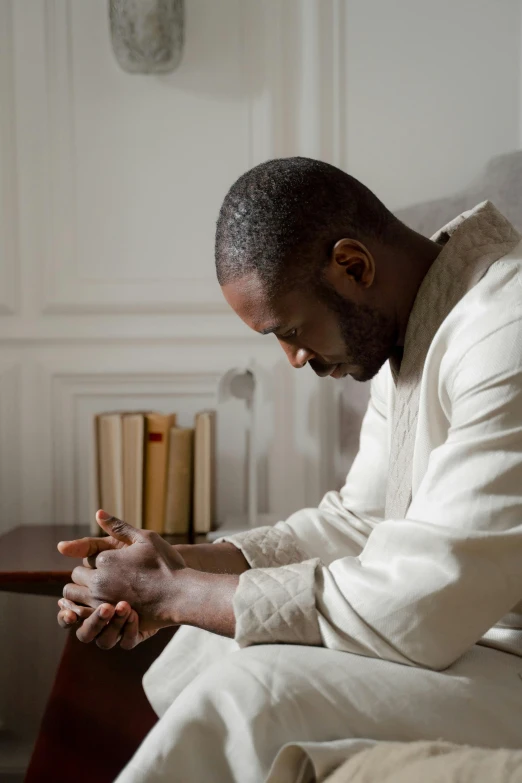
[215,157,419,382]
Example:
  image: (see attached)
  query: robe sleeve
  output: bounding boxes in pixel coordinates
[227,318,522,671]
[213,362,390,569]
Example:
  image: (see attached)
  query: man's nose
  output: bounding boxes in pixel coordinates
[282,343,315,369]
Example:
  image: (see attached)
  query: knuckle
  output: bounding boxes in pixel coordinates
[111,520,127,537]
[96,552,110,568]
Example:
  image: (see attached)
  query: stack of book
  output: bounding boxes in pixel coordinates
[92,409,216,537]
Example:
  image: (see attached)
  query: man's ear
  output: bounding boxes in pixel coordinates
[328,238,376,290]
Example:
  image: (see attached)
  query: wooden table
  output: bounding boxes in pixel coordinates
[0,524,194,782]
[0,524,90,596]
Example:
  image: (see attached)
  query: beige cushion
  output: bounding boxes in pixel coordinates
[322,740,522,783]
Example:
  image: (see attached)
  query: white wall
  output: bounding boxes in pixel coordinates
[0,0,345,541]
[344,0,521,211]
[0,0,521,769]
[2,0,521,535]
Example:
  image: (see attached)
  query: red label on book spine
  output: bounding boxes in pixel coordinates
[149,433,163,442]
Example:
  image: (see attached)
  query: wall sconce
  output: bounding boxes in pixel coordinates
[109,0,184,74]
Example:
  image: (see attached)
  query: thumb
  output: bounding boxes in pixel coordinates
[96,509,141,544]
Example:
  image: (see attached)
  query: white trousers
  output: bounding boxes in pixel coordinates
[115,626,522,783]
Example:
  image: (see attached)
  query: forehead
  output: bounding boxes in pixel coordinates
[221,273,307,332]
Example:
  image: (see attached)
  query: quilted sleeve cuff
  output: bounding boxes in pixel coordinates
[213,523,312,569]
[232,559,323,647]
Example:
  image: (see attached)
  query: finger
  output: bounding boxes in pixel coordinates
[57,608,81,629]
[83,553,107,569]
[83,545,121,569]
[62,583,100,608]
[57,535,120,559]
[76,604,115,644]
[71,565,97,587]
[120,609,140,650]
[95,510,142,544]
[95,602,132,650]
[58,598,95,620]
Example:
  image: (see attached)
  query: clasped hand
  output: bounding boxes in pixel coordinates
[57,510,186,649]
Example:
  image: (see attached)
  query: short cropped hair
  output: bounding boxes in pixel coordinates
[215,156,399,292]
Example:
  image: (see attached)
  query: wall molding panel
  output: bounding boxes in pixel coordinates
[0,0,19,316]
[39,0,347,317]
[296,0,346,165]
[40,0,285,316]
[41,0,230,314]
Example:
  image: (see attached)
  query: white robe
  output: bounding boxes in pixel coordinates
[116,202,522,783]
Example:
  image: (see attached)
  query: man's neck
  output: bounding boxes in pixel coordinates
[395,232,443,347]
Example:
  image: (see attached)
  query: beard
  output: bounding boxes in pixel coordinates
[313,278,398,382]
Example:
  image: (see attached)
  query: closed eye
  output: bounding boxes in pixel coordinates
[279,329,297,340]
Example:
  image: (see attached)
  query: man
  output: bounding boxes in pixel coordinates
[57,157,522,783]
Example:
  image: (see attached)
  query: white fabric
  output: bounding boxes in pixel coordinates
[233,559,323,646]
[385,199,520,519]
[115,202,522,782]
[115,625,522,783]
[218,201,522,671]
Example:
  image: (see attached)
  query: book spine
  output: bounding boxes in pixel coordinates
[193,411,216,534]
[91,415,102,535]
[143,414,176,533]
[164,428,194,535]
